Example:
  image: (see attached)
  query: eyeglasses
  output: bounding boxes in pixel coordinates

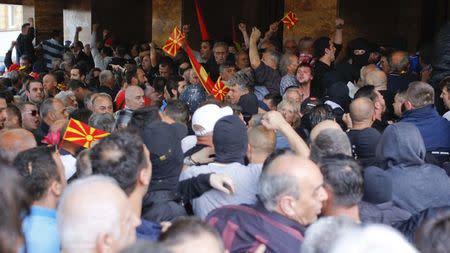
[25,110,39,117]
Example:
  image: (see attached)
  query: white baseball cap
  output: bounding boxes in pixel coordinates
[191,104,233,136]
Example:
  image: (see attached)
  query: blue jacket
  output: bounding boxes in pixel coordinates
[136,219,161,241]
[400,105,450,152]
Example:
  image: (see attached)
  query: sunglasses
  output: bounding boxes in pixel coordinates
[26,110,39,117]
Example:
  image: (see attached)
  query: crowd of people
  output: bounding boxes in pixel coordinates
[0,14,450,253]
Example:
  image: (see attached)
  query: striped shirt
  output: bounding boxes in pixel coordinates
[42,38,64,70]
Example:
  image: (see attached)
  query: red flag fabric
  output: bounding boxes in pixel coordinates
[63,118,110,148]
[282,11,299,29]
[212,77,230,101]
[162,26,186,58]
[184,44,215,96]
[194,0,210,41]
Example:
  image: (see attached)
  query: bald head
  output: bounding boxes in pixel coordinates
[125,85,145,111]
[58,176,139,253]
[310,120,341,141]
[260,153,327,225]
[366,69,387,90]
[248,125,276,155]
[0,128,37,163]
[350,97,374,123]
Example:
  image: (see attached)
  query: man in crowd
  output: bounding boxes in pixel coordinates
[34,98,68,145]
[25,79,45,107]
[206,152,328,252]
[14,146,66,253]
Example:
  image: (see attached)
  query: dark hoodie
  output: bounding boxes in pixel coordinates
[213,115,248,164]
[368,122,450,215]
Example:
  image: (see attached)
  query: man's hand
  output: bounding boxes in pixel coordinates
[76,26,82,33]
[335,18,345,29]
[261,111,289,131]
[250,27,262,43]
[92,23,100,31]
[342,113,353,129]
[238,23,247,33]
[182,24,190,34]
[209,173,235,195]
[269,22,279,33]
[191,147,215,165]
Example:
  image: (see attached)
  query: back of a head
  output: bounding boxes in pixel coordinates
[120,241,171,253]
[128,106,161,135]
[226,68,254,90]
[365,70,387,90]
[99,70,113,85]
[13,146,60,202]
[159,217,224,253]
[406,81,435,108]
[309,119,341,142]
[89,129,146,195]
[313,37,331,58]
[416,209,450,253]
[248,125,276,155]
[302,216,359,253]
[349,97,374,123]
[376,122,426,168]
[354,85,376,101]
[58,175,129,253]
[40,98,56,119]
[319,155,363,207]
[307,105,336,131]
[0,128,36,164]
[88,112,115,133]
[164,100,189,125]
[213,115,248,163]
[389,50,410,74]
[331,224,418,253]
[310,128,352,163]
[0,162,30,253]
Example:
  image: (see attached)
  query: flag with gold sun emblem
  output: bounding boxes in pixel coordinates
[63,118,110,148]
[212,77,229,101]
[281,11,299,29]
[162,26,186,57]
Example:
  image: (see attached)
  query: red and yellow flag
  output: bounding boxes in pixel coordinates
[184,43,215,95]
[281,11,299,29]
[63,118,110,148]
[212,77,229,101]
[162,26,186,58]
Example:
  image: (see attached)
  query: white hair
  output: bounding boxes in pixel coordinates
[57,175,123,253]
[330,224,419,253]
[301,216,358,253]
[54,90,75,106]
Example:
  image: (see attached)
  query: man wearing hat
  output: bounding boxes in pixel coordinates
[180,115,261,219]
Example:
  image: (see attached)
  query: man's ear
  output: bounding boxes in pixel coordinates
[49,180,63,197]
[278,195,296,217]
[374,101,381,110]
[96,233,113,253]
[404,100,414,111]
[138,167,151,187]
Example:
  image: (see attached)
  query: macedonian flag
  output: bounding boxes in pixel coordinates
[184,43,215,95]
[162,26,186,57]
[63,118,110,148]
[212,77,229,101]
[281,11,299,29]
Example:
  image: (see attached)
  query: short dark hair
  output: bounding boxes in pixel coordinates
[71,64,87,77]
[354,85,377,101]
[439,76,450,91]
[69,108,92,124]
[6,104,22,126]
[25,79,41,92]
[159,217,224,251]
[416,209,450,253]
[307,104,335,130]
[166,79,179,98]
[128,106,161,136]
[90,129,147,195]
[68,79,87,90]
[13,146,61,202]
[159,56,174,69]
[125,65,138,84]
[152,76,167,94]
[298,62,314,76]
[0,90,13,104]
[164,100,189,124]
[313,37,331,58]
[319,154,363,207]
[263,93,282,107]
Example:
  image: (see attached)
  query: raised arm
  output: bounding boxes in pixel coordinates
[238,23,250,50]
[249,27,262,69]
[74,26,82,44]
[258,22,278,47]
[4,41,16,68]
[334,18,344,46]
[262,111,310,158]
